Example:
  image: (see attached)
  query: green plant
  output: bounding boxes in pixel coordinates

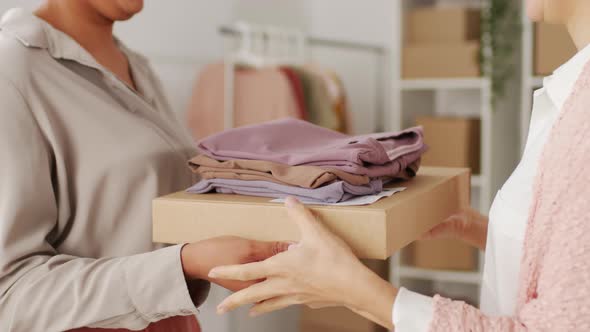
[480,0,521,107]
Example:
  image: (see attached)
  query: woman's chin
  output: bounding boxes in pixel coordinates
[117,0,144,19]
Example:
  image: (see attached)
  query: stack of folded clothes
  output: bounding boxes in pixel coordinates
[187,118,427,204]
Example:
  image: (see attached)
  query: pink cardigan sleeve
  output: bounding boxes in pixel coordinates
[427,155,590,331]
[427,205,590,331]
[429,276,590,332]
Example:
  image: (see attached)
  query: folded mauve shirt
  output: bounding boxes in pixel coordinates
[197,118,425,177]
[187,178,384,203]
[188,154,370,189]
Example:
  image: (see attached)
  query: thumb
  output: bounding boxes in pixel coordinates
[285,196,323,237]
[252,241,291,261]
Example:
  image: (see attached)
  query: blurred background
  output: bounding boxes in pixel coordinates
[0,1,577,331]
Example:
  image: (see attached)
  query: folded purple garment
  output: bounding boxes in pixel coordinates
[197,118,426,177]
[187,178,384,203]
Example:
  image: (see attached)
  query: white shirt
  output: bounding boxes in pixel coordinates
[392,44,590,331]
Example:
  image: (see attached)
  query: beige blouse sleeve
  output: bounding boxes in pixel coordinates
[0,77,201,331]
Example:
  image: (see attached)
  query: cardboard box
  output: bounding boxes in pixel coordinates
[406,7,481,44]
[403,42,480,79]
[535,23,577,75]
[153,167,470,259]
[416,116,481,174]
[300,307,386,332]
[404,238,479,271]
[299,260,388,332]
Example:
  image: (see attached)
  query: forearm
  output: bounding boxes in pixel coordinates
[346,265,397,329]
[0,245,203,331]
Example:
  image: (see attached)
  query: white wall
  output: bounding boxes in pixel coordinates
[234,0,394,45]
[0,0,40,13]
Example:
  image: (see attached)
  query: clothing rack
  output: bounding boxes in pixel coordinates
[219,23,390,133]
[219,25,387,55]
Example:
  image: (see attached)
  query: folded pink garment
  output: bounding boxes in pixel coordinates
[197,118,426,177]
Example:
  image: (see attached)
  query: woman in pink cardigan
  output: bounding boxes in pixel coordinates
[208,0,590,330]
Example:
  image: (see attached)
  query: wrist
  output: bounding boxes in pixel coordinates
[346,265,397,328]
[180,243,208,281]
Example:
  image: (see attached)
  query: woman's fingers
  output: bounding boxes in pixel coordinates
[217,278,286,314]
[249,296,301,317]
[421,214,464,240]
[285,196,326,238]
[209,261,270,281]
[251,241,291,261]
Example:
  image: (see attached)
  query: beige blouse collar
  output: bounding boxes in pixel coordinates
[1,8,158,104]
[0,8,150,74]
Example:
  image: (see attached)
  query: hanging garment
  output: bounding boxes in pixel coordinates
[187,178,384,204]
[288,67,313,119]
[290,67,339,131]
[304,64,349,133]
[197,118,426,177]
[325,70,350,133]
[186,62,300,140]
[188,155,370,189]
[280,67,307,120]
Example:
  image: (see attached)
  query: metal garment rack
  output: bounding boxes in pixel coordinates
[219,24,390,133]
[219,25,387,55]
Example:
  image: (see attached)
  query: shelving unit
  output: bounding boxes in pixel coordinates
[387,0,520,316]
[401,78,490,91]
[394,76,493,214]
[398,266,483,285]
[471,175,484,187]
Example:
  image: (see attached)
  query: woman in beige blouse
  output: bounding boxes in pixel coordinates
[0,1,288,331]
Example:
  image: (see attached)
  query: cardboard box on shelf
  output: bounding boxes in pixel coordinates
[153,167,470,260]
[416,116,481,174]
[403,42,481,79]
[535,23,577,75]
[406,7,481,44]
[404,238,479,271]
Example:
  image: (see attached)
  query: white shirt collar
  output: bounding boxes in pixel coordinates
[544,43,590,111]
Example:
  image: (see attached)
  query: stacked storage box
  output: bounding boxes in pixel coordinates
[403,117,481,272]
[403,7,481,78]
[401,7,484,269]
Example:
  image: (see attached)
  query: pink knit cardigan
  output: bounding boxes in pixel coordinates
[428,61,590,331]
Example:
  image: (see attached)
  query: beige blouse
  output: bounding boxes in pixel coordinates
[0,8,207,331]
